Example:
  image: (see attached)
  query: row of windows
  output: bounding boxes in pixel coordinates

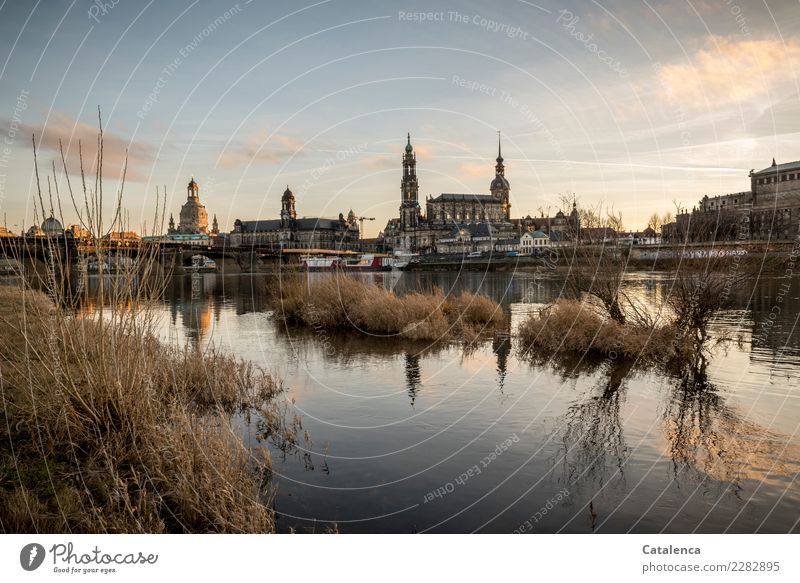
[757,172,799,185]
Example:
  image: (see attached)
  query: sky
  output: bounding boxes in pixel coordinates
[1,0,800,237]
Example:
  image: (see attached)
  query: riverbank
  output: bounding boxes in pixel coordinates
[0,285,283,533]
[406,242,795,272]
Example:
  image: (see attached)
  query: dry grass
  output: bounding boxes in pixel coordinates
[517,299,695,367]
[271,275,506,343]
[0,285,281,533]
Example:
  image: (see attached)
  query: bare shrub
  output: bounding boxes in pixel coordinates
[665,256,751,349]
[517,298,693,366]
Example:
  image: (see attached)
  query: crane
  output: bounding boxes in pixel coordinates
[355,216,375,239]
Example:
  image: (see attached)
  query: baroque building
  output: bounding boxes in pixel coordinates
[230,186,360,249]
[662,158,800,243]
[169,177,209,235]
[383,133,517,252]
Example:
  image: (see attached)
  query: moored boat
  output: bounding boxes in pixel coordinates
[301,256,343,271]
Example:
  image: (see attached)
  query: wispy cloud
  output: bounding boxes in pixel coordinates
[657,36,800,108]
[458,162,487,177]
[4,111,155,182]
[216,129,305,169]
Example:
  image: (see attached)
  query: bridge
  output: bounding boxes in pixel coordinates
[0,235,367,273]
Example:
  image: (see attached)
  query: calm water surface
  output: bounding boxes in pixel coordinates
[155,270,800,533]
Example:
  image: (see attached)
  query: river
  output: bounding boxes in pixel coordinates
[95,270,800,532]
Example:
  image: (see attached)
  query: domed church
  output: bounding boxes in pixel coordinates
[169,177,209,235]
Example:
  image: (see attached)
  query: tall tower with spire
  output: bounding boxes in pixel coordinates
[400,133,421,230]
[490,132,511,220]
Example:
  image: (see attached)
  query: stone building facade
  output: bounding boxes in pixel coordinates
[230,186,359,249]
[663,158,800,243]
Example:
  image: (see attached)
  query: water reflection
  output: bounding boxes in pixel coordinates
[405,352,422,407]
[24,269,800,532]
[664,359,797,494]
[558,360,633,493]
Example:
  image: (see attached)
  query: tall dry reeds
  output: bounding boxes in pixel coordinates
[0,114,283,533]
[270,275,506,343]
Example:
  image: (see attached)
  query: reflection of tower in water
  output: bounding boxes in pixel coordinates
[405,352,422,407]
[182,273,213,345]
[492,334,510,395]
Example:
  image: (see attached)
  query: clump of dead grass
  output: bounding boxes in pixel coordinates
[0,286,281,533]
[517,298,695,367]
[270,275,506,343]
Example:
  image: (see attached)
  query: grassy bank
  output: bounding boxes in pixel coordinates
[0,286,282,533]
[271,275,506,343]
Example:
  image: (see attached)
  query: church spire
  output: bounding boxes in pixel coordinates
[497,130,502,162]
[495,131,504,176]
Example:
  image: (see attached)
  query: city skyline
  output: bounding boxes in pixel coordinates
[2,0,800,237]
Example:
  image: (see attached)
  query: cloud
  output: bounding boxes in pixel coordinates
[216,128,305,169]
[412,143,433,159]
[458,162,489,177]
[657,36,800,108]
[364,155,395,170]
[5,111,155,182]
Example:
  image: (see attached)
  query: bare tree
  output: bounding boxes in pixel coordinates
[607,209,625,233]
[647,212,661,232]
[565,201,628,323]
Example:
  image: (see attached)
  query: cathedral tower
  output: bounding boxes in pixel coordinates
[400,133,421,230]
[280,185,297,226]
[489,132,511,220]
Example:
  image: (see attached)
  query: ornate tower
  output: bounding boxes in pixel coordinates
[489,132,511,220]
[211,214,219,235]
[280,185,296,227]
[400,133,421,230]
[178,176,208,234]
[168,213,175,234]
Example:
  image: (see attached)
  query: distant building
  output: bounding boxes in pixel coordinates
[104,231,141,244]
[382,133,518,253]
[515,205,581,240]
[67,224,92,239]
[663,158,800,242]
[520,230,549,254]
[617,228,660,246]
[230,186,359,250]
[41,215,64,236]
[580,227,617,244]
[169,177,209,235]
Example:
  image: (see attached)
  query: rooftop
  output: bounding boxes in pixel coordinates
[752,159,800,175]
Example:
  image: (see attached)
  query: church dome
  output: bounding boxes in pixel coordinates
[188,177,198,192]
[491,174,509,190]
[282,186,294,201]
[41,216,63,234]
[405,133,413,153]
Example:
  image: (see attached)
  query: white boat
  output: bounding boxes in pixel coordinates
[391,249,418,270]
[186,255,217,273]
[302,256,343,270]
